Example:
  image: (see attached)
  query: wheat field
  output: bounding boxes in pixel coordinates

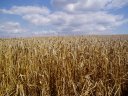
[0,35,128,96]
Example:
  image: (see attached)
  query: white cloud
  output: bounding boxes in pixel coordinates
[0,3,128,35]
[33,30,57,35]
[64,0,111,12]
[0,22,27,33]
[23,14,50,25]
[51,0,76,8]
[21,10,124,33]
[49,11,125,34]
[52,0,128,12]
[0,6,50,15]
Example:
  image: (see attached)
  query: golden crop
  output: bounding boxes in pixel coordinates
[0,35,128,96]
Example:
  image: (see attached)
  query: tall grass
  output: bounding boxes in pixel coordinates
[0,35,128,96]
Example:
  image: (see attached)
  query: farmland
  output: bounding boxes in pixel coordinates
[0,35,128,96]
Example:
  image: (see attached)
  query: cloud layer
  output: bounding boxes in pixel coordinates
[0,0,128,36]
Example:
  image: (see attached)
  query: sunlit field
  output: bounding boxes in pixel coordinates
[0,35,128,96]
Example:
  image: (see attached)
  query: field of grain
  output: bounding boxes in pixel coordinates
[0,35,128,96]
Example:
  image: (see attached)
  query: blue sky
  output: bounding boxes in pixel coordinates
[0,0,128,37]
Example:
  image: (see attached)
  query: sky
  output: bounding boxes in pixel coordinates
[0,0,128,37]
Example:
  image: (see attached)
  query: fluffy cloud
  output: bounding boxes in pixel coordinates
[24,12,125,33]
[52,0,128,12]
[61,12,125,34]
[53,0,110,12]
[23,14,51,25]
[0,3,128,35]
[0,6,50,15]
[0,22,27,33]
[33,30,57,35]
[20,10,125,34]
